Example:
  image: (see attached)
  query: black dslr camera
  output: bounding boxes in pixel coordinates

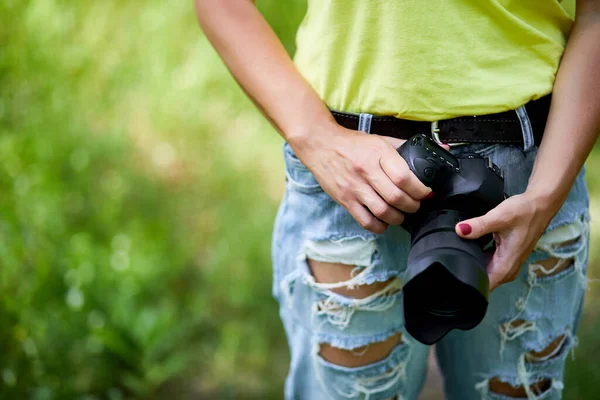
[397,135,505,345]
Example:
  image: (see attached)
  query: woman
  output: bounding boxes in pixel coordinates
[195,1,599,399]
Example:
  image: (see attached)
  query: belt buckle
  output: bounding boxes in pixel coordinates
[431,121,468,147]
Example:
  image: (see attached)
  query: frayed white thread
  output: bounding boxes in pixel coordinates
[570,336,579,361]
[534,218,587,257]
[515,296,526,311]
[474,378,489,400]
[352,337,411,400]
[521,267,538,306]
[536,239,582,257]
[517,329,571,400]
[351,346,370,357]
[533,217,589,289]
[302,262,379,291]
[313,342,342,399]
[525,330,570,363]
[354,360,406,400]
[498,290,537,358]
[499,321,541,359]
[517,354,557,400]
[314,279,402,329]
[304,237,377,268]
[552,380,565,392]
[280,268,303,309]
[529,258,572,278]
[298,235,401,292]
[475,373,563,400]
[313,336,410,400]
[517,353,538,399]
[514,253,576,329]
[504,258,555,333]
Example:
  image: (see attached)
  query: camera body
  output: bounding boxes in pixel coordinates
[397,135,505,344]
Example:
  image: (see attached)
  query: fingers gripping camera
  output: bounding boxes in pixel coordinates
[397,135,506,345]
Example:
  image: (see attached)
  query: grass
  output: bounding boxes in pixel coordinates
[0,1,598,399]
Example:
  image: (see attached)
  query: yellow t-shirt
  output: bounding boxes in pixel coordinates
[293,1,575,121]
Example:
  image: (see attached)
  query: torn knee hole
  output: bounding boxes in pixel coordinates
[503,319,533,331]
[500,319,537,341]
[319,333,403,368]
[531,256,574,278]
[554,235,581,249]
[489,377,552,398]
[526,334,568,362]
[308,259,398,299]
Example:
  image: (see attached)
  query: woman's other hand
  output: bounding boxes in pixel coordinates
[454,192,557,291]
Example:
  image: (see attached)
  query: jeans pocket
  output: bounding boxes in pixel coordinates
[283,142,324,193]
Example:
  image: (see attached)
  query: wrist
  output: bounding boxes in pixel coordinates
[285,117,346,153]
[523,186,566,217]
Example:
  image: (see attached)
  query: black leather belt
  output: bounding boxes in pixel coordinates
[332,95,551,147]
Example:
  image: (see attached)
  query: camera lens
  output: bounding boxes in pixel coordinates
[402,210,490,345]
[419,264,470,317]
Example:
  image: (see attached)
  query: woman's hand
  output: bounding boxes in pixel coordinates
[454,191,559,291]
[290,123,432,234]
[455,5,600,292]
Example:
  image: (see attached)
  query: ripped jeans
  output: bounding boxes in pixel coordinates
[272,129,589,400]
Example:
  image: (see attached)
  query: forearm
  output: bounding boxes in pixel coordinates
[194,0,336,144]
[527,2,600,211]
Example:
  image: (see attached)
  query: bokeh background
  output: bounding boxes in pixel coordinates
[1,1,599,399]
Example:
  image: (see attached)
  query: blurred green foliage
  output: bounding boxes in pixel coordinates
[0,1,598,399]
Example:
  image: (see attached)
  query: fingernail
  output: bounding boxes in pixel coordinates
[425,192,434,199]
[459,223,472,235]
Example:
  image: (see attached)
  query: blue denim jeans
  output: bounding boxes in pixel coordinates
[271,110,589,400]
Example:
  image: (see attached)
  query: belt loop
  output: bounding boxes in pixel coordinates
[515,105,534,152]
[358,113,373,133]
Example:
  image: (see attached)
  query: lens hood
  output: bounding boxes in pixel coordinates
[403,227,490,345]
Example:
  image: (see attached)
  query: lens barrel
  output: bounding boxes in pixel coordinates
[402,210,490,345]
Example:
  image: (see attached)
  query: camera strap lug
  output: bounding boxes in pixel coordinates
[431,121,468,147]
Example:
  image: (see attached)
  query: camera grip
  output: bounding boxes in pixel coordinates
[397,135,459,188]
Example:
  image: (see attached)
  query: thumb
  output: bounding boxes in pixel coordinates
[380,136,406,149]
[455,208,506,239]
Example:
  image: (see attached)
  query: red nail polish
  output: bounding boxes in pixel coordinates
[425,192,434,199]
[459,223,472,235]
